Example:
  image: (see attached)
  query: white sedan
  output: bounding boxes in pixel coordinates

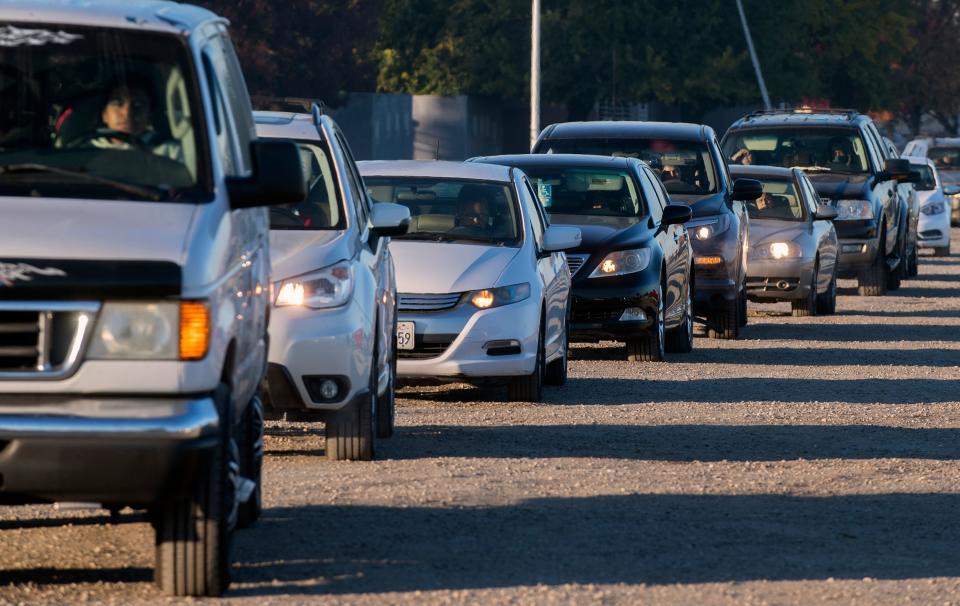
[909,157,953,256]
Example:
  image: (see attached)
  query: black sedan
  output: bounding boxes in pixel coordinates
[533,121,762,339]
[472,154,693,361]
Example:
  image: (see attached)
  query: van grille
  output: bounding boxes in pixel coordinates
[0,303,98,379]
[0,311,41,370]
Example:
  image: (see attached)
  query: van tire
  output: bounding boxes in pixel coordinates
[237,394,263,528]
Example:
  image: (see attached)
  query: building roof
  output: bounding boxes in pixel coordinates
[472,154,637,170]
[0,0,221,34]
[357,160,514,183]
[541,121,711,142]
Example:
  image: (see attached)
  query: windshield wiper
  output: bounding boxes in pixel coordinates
[0,163,164,201]
[403,231,505,245]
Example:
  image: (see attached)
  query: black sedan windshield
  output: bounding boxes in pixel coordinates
[520,168,645,219]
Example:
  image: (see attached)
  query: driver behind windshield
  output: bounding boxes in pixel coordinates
[86,78,183,163]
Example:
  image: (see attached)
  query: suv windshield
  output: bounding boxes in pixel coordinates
[365,178,521,246]
[747,178,805,221]
[929,147,960,171]
[519,167,645,219]
[723,128,871,175]
[539,138,718,196]
[0,24,208,201]
[268,140,343,229]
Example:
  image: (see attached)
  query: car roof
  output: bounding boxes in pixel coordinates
[906,156,936,169]
[729,165,797,179]
[253,111,323,141]
[0,0,220,33]
[357,160,514,183]
[728,109,867,131]
[473,154,636,170]
[907,137,960,148]
[542,121,711,142]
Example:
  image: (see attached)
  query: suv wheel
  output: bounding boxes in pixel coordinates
[792,263,819,317]
[858,231,888,296]
[154,383,235,597]
[509,319,544,401]
[326,342,377,461]
[237,394,264,528]
[665,281,693,354]
[627,284,665,361]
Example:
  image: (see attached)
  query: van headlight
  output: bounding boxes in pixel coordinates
[469,283,531,309]
[88,302,179,359]
[589,249,651,278]
[835,199,875,220]
[275,262,354,309]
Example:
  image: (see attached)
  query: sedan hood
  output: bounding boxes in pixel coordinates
[806,173,870,199]
[390,241,520,293]
[749,220,811,248]
[549,214,649,252]
[270,230,349,281]
[0,196,197,262]
[669,192,726,218]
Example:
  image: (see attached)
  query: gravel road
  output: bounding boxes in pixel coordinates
[2,231,960,605]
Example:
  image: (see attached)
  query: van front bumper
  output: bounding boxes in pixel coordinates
[0,396,218,506]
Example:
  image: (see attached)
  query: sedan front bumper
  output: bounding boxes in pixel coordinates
[746,257,816,301]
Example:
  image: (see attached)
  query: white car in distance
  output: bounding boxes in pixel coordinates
[255,108,410,461]
[358,161,581,402]
[909,157,953,257]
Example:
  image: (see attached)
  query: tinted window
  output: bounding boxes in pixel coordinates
[723,128,871,174]
[268,140,344,230]
[522,167,645,218]
[913,165,937,191]
[746,178,805,221]
[929,147,960,170]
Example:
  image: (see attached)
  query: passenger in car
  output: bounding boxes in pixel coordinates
[87,78,184,163]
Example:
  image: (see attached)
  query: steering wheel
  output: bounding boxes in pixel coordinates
[66,129,148,150]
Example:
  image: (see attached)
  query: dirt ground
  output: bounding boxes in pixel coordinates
[2,231,959,605]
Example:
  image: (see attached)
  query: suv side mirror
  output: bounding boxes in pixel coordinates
[877,158,911,183]
[732,178,763,201]
[543,225,582,252]
[662,204,692,225]
[370,202,411,237]
[814,204,838,221]
[227,139,306,209]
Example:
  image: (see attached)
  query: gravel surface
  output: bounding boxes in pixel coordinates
[2,231,960,605]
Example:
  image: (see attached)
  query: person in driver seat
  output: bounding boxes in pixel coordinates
[454,185,494,230]
[88,77,183,163]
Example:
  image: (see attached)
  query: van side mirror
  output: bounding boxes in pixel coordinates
[877,158,911,183]
[227,139,306,209]
[732,178,763,201]
[370,202,411,237]
[662,204,692,225]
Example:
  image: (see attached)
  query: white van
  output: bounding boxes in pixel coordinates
[0,1,304,597]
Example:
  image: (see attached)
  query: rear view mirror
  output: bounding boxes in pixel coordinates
[943,184,960,196]
[370,202,411,237]
[543,225,582,252]
[732,178,763,201]
[662,204,692,225]
[227,140,306,209]
[814,204,838,221]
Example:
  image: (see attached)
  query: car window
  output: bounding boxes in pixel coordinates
[929,147,960,170]
[912,164,937,191]
[746,178,805,221]
[642,165,666,222]
[266,139,343,230]
[0,24,208,200]
[797,172,821,216]
[365,177,522,247]
[205,33,254,173]
[723,128,871,175]
[521,167,645,219]
[519,178,546,248]
[522,177,550,229]
[201,54,237,177]
[334,131,369,226]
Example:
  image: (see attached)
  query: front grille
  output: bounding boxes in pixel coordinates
[572,308,623,322]
[0,311,40,370]
[565,253,590,276]
[397,333,457,360]
[0,303,98,379]
[920,229,944,240]
[746,277,800,292]
[398,293,462,312]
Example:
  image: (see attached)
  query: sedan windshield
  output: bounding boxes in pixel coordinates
[365,178,521,246]
[268,140,344,230]
[747,178,805,221]
[0,24,208,201]
[723,128,871,175]
[520,168,645,219]
[929,147,960,171]
[540,138,718,196]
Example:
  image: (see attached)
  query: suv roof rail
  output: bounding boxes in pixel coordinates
[251,95,326,114]
[311,101,326,125]
[744,107,859,120]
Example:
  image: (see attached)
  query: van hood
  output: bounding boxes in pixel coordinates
[806,173,870,199]
[0,197,198,262]
[389,241,520,293]
[270,230,349,281]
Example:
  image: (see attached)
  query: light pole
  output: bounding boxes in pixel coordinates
[530,0,541,150]
[735,0,771,110]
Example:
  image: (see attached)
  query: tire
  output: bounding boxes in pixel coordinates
[908,243,919,277]
[544,305,569,386]
[737,286,748,327]
[816,269,837,315]
[154,383,236,597]
[934,246,951,257]
[887,232,905,291]
[665,281,693,354]
[792,263,818,317]
[706,298,739,340]
[237,394,264,529]
[508,320,544,401]
[858,233,888,297]
[627,284,665,361]
[326,347,377,461]
[376,328,396,439]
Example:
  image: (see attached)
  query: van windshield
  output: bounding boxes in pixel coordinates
[365,177,522,246]
[0,24,208,201]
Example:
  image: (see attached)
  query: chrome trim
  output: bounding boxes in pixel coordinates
[0,301,100,380]
[398,293,462,312]
[0,302,99,312]
[0,397,219,440]
[565,253,590,276]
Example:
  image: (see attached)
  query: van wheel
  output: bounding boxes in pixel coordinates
[326,345,377,461]
[627,285,665,361]
[154,384,235,597]
[237,394,264,528]
[858,234,888,296]
[816,269,837,315]
[792,263,818,317]
[509,321,544,401]
[665,281,693,354]
[544,305,569,386]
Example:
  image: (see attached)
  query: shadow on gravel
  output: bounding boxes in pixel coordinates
[231,493,960,595]
[378,423,960,461]
[836,309,960,319]
[681,346,960,367]
[746,322,960,342]
[0,512,143,530]
[0,567,151,585]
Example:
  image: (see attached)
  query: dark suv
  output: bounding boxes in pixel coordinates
[723,109,916,295]
[533,122,761,339]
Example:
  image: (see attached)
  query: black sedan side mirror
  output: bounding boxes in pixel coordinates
[732,178,763,201]
[227,139,307,209]
[662,204,692,225]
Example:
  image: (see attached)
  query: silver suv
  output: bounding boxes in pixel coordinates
[0,2,304,597]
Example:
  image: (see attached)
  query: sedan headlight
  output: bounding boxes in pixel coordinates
[752,241,803,260]
[468,282,531,309]
[588,249,652,278]
[835,199,875,220]
[275,262,354,309]
[88,301,210,361]
[921,202,946,215]
[687,215,731,240]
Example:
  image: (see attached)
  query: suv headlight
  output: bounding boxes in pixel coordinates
[921,201,945,215]
[88,301,210,361]
[589,249,652,278]
[752,241,802,260]
[275,262,354,309]
[468,282,531,309]
[835,199,875,220]
[686,215,730,240]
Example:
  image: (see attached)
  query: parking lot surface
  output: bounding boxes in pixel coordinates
[2,231,959,605]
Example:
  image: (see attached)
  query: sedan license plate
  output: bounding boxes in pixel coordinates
[396,321,415,350]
